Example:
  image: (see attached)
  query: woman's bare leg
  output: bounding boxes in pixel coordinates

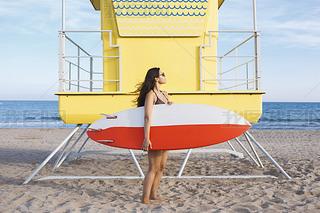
[141,150,163,204]
[150,150,169,201]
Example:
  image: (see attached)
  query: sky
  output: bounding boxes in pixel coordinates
[0,0,319,102]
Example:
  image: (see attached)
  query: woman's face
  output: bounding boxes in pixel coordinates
[156,70,166,84]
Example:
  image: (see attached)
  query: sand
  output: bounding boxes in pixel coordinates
[0,129,319,212]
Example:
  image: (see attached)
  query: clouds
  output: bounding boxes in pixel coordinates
[217,0,320,102]
[0,0,101,100]
[0,0,319,101]
[0,0,100,35]
[0,0,60,34]
[219,0,320,49]
[63,1,101,30]
[259,1,320,49]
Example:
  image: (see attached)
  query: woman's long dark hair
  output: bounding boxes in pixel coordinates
[134,67,160,107]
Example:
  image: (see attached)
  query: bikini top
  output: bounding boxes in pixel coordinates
[152,89,169,105]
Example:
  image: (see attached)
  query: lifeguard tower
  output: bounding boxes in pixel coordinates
[24,0,291,184]
[56,0,264,124]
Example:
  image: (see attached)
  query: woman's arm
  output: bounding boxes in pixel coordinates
[141,92,155,151]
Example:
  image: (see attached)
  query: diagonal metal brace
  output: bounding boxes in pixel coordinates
[244,131,291,180]
[23,124,82,184]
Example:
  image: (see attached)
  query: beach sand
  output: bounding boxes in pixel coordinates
[0,129,319,212]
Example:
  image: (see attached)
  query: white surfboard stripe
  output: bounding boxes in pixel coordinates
[89,104,250,130]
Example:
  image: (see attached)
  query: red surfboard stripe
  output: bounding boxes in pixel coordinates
[87,124,251,150]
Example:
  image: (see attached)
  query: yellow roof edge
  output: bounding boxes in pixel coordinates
[218,0,225,9]
[90,0,225,11]
[55,90,265,95]
[90,0,100,11]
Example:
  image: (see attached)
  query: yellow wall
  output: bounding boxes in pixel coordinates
[100,0,219,92]
[57,91,264,124]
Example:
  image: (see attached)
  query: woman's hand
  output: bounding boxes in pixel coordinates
[167,101,174,105]
[141,138,152,151]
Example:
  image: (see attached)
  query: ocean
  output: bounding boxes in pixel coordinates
[251,102,320,130]
[0,101,319,129]
[0,101,74,129]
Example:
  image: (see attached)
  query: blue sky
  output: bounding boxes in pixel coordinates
[0,0,319,102]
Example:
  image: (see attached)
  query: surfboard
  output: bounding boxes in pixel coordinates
[87,103,251,150]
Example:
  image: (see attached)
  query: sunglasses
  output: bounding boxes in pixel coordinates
[159,72,165,77]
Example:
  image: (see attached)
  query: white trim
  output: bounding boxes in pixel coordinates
[89,103,250,130]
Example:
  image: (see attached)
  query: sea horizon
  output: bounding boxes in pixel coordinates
[1,100,320,103]
[0,100,319,129]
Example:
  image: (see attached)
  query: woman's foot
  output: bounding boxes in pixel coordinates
[141,197,160,205]
[150,196,167,202]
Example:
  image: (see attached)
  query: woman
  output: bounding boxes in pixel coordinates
[135,67,173,205]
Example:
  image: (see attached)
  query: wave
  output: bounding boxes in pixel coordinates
[24,117,37,120]
[113,0,207,3]
[0,122,65,126]
[118,25,202,30]
[0,121,76,128]
[40,116,62,121]
[114,5,206,10]
[258,117,320,122]
[9,116,63,121]
[251,126,320,130]
[115,11,206,16]
[117,18,204,23]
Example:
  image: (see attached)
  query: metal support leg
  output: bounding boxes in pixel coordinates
[67,136,90,161]
[227,141,236,151]
[77,136,90,154]
[52,134,75,169]
[244,132,264,168]
[128,149,144,178]
[23,124,82,184]
[244,132,291,180]
[54,125,89,169]
[235,137,260,167]
[177,149,192,177]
